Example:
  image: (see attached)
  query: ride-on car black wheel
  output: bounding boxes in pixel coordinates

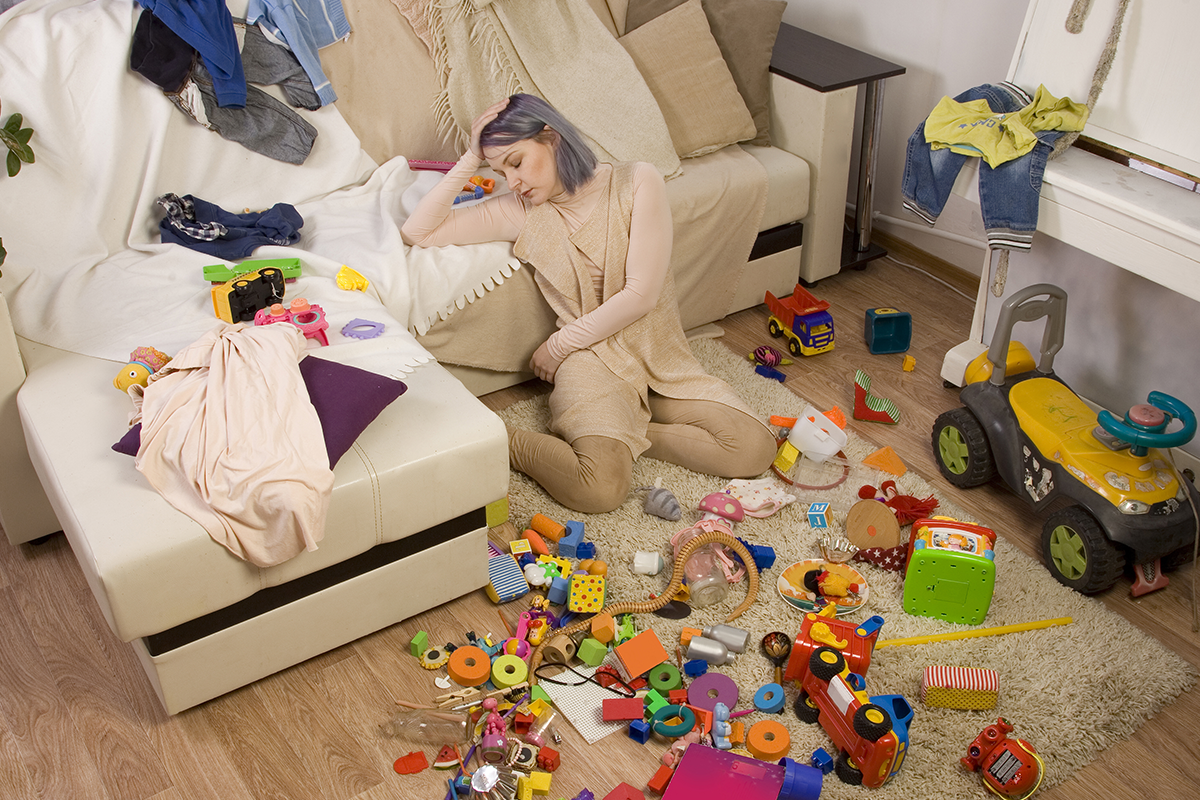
[835,752,864,785]
[932,408,996,488]
[1041,505,1126,593]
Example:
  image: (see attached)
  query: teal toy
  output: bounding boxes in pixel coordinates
[864,307,912,354]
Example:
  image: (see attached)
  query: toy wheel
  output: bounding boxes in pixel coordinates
[835,752,864,786]
[794,691,820,724]
[1042,506,1126,594]
[932,408,995,488]
[809,647,845,682]
[853,704,893,742]
[768,318,784,338]
[786,336,802,358]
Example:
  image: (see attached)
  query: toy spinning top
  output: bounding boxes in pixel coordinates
[817,531,859,564]
[760,631,791,685]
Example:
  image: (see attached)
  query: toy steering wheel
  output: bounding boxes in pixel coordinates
[1097,391,1196,456]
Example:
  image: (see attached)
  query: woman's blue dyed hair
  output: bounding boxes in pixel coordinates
[480,94,598,195]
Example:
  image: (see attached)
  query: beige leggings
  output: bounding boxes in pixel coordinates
[508,396,777,513]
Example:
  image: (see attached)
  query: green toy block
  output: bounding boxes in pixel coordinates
[577,637,609,667]
[486,496,510,528]
[409,630,429,658]
[530,685,553,707]
[643,688,668,716]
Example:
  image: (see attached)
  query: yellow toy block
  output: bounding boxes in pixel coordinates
[536,554,573,580]
[772,440,800,472]
[519,771,553,796]
[485,496,510,528]
[568,574,606,613]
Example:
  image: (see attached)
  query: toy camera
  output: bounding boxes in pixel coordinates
[962,717,1043,798]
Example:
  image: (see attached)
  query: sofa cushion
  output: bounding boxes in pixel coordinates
[618,0,756,159]
[625,0,787,147]
[741,143,811,229]
[113,356,408,469]
[19,347,508,642]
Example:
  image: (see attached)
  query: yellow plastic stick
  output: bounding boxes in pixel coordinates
[874,617,1073,648]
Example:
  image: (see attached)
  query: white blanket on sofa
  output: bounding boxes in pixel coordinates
[0,0,519,378]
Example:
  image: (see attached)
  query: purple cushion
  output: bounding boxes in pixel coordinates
[113,356,407,468]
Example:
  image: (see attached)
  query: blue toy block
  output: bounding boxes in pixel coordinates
[755,363,786,382]
[807,502,830,529]
[628,719,652,744]
[683,659,708,677]
[811,747,834,775]
[864,307,912,354]
[736,536,776,571]
[558,520,586,559]
[547,575,570,606]
[575,541,597,560]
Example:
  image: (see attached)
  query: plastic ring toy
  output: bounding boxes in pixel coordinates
[419,646,451,670]
[687,672,739,712]
[341,318,385,340]
[490,654,528,689]
[648,662,683,693]
[447,645,492,687]
[747,719,791,760]
[649,704,696,738]
[754,683,787,714]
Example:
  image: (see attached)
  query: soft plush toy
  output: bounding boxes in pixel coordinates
[858,480,939,525]
[113,346,171,392]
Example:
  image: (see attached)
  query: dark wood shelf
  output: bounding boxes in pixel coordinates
[770,23,906,94]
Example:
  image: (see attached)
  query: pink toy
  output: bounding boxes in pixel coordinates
[253,297,329,346]
[478,697,508,764]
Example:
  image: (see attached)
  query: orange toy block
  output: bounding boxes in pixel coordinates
[647,764,674,794]
[615,630,669,679]
[863,445,908,476]
[730,719,746,745]
[591,612,617,643]
[688,705,712,737]
[530,513,566,542]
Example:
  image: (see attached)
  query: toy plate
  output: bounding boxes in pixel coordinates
[777,559,869,615]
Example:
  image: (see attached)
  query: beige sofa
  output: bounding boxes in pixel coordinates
[0,0,864,713]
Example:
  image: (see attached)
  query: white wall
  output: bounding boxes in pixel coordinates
[784,0,1200,460]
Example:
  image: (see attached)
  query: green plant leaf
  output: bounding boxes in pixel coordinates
[16,126,32,145]
[0,237,7,270]
[3,113,21,134]
[7,149,20,177]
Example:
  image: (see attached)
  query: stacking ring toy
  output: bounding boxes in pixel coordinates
[687,671,738,712]
[747,719,791,760]
[490,654,528,689]
[648,662,683,693]
[650,704,696,738]
[754,682,787,714]
[447,645,491,687]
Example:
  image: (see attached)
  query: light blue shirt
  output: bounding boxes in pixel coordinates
[246,0,350,107]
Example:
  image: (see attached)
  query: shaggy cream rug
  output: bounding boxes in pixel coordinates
[498,337,1196,798]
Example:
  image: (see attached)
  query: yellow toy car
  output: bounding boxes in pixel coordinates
[932,284,1198,595]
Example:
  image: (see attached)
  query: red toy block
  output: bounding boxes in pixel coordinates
[514,710,535,734]
[647,764,674,795]
[604,696,647,721]
[667,689,689,705]
[603,783,646,800]
[615,629,669,679]
[536,746,560,772]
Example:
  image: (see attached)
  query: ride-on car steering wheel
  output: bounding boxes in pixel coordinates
[1097,391,1197,457]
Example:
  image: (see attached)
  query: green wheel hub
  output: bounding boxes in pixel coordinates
[938,427,969,475]
[1048,524,1087,580]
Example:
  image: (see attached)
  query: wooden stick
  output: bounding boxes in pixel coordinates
[874,617,1073,648]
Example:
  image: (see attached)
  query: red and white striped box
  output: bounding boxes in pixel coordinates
[921,665,999,710]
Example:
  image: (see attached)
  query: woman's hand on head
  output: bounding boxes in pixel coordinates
[529,341,563,384]
[470,98,511,159]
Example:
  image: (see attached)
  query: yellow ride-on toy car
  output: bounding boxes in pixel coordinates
[931,284,1199,595]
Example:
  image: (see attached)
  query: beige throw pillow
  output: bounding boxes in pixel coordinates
[619,0,756,159]
[625,0,786,147]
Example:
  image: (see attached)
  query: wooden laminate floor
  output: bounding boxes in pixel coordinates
[1,241,1197,800]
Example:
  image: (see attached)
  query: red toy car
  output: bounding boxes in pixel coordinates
[794,646,906,788]
[783,610,884,685]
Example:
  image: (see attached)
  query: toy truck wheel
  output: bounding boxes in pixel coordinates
[794,691,820,724]
[1042,505,1126,594]
[932,408,996,488]
[809,647,845,682]
[835,752,864,786]
[852,704,893,741]
[769,318,784,338]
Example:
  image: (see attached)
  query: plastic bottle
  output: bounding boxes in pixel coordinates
[525,706,562,747]
[379,707,470,743]
[672,528,729,608]
[703,624,750,654]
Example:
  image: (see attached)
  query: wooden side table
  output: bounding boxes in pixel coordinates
[770,25,905,280]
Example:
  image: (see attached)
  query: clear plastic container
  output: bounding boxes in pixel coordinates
[525,706,562,747]
[673,529,730,608]
[379,707,470,743]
